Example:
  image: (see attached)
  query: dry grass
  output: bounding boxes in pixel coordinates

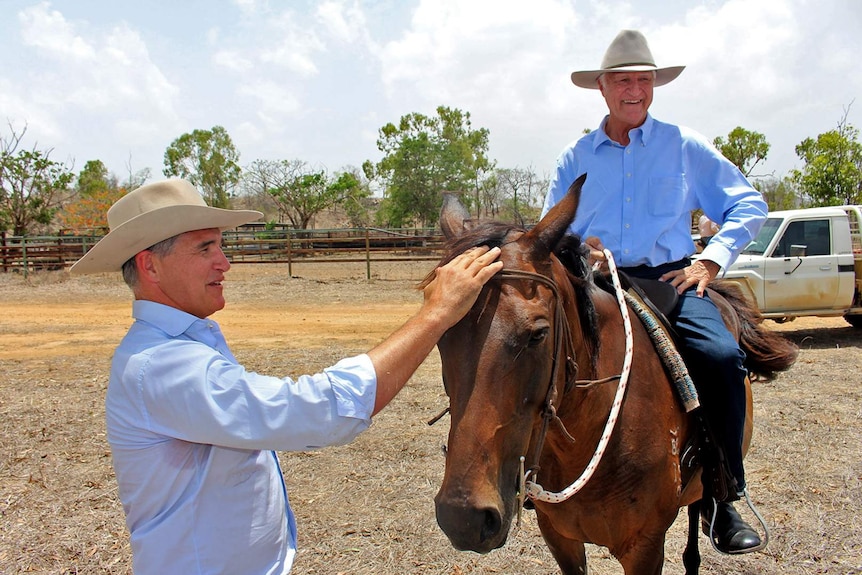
[1,263,860,574]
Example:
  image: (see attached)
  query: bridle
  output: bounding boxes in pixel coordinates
[428,250,635,512]
[492,268,578,486]
[496,251,635,511]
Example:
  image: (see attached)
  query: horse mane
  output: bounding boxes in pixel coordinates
[421,224,603,369]
[551,234,602,367]
[419,222,525,289]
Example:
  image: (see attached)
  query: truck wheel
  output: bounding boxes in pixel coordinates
[844,314,862,328]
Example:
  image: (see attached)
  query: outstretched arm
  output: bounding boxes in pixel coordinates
[367,246,503,415]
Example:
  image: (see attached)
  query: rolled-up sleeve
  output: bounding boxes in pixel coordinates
[325,354,377,419]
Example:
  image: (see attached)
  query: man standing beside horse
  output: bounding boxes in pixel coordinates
[541,29,768,554]
[70,179,503,574]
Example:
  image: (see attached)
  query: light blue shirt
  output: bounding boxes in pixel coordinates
[107,300,377,575]
[542,114,767,271]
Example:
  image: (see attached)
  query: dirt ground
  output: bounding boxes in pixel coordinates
[0,261,860,575]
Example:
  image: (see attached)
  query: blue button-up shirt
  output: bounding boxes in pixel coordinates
[107,300,377,574]
[542,114,767,271]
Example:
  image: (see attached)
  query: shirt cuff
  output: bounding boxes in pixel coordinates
[700,241,733,275]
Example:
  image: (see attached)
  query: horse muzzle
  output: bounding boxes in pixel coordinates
[434,490,511,553]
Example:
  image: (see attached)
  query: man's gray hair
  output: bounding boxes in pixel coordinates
[121,235,180,288]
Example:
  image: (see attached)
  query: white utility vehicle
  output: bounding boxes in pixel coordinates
[719,205,862,328]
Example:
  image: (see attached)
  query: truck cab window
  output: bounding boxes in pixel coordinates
[772,219,831,257]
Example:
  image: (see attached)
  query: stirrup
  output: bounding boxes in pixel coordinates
[703,487,770,555]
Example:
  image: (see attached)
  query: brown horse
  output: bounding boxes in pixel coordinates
[428,176,797,574]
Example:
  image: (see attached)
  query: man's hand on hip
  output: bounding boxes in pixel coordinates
[660,259,721,296]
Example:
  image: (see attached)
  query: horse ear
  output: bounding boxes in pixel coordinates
[439,192,475,239]
[525,174,585,254]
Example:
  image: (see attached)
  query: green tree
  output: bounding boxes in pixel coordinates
[753,176,800,211]
[60,160,125,231]
[713,126,770,177]
[1,123,73,235]
[243,159,369,229]
[163,126,241,208]
[792,111,862,206]
[366,106,492,227]
[76,160,116,197]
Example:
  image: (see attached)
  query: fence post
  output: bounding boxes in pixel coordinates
[21,237,28,279]
[57,232,65,267]
[287,228,293,277]
[1,231,7,273]
[365,228,371,281]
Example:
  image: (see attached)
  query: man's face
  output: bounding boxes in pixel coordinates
[150,228,231,319]
[599,71,655,129]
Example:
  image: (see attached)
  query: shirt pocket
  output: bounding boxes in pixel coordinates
[647,176,685,217]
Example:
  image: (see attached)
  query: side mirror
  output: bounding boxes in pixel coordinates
[789,244,808,257]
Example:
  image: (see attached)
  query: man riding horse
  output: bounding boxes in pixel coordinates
[542,29,768,554]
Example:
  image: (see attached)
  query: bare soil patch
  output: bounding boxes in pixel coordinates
[1,262,860,574]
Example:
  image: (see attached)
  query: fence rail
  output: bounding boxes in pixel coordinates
[0,227,448,279]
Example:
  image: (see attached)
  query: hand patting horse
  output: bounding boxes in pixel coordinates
[425,176,797,575]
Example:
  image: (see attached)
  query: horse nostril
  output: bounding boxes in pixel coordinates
[480,507,503,544]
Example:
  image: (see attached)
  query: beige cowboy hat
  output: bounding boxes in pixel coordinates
[69,179,262,275]
[570,29,685,89]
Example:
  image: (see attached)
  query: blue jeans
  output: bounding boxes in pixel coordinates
[621,259,749,491]
[671,288,749,491]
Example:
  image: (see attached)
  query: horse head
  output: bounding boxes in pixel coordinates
[433,175,591,553]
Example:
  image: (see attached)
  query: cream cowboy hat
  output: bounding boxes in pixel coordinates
[570,29,685,89]
[69,179,262,275]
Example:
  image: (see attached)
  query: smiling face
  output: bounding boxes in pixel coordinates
[141,228,231,319]
[598,70,655,143]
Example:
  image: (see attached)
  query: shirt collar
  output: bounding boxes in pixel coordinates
[594,113,655,150]
[132,299,209,338]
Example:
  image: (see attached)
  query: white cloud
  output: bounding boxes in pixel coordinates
[231,0,260,16]
[213,49,254,73]
[237,79,302,121]
[316,1,364,44]
[5,1,183,173]
[2,0,860,183]
[18,1,94,60]
[378,1,577,106]
[258,10,325,76]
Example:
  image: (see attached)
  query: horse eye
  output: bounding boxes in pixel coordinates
[529,326,549,346]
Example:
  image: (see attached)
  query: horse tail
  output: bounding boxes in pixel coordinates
[710,280,799,380]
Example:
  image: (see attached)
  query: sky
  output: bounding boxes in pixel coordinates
[2,0,861,190]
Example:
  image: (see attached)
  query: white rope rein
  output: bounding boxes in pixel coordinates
[524,249,634,503]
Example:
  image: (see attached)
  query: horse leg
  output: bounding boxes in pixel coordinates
[614,533,667,575]
[683,501,701,575]
[536,514,588,575]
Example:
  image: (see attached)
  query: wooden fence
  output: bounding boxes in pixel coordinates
[0,227,447,279]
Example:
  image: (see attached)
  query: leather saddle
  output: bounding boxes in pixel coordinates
[617,273,680,339]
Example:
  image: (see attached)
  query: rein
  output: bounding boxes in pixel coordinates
[516,249,635,506]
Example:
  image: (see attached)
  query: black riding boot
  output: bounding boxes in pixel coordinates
[695,413,763,555]
[701,499,762,554]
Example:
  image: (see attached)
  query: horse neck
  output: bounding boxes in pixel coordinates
[548,283,681,467]
[559,278,623,382]
[555,284,636,432]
